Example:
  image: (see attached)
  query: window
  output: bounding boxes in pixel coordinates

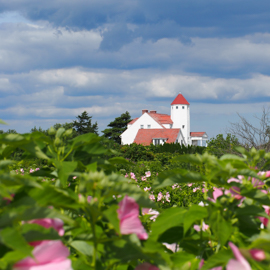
[140,125,144,129]
[182,106,184,109]
[176,106,178,109]
[182,125,185,129]
[176,139,178,143]
[154,139,160,145]
[147,125,151,129]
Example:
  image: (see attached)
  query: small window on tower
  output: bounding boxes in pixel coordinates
[176,106,178,109]
[182,106,184,109]
[147,125,151,129]
[140,125,144,129]
[182,125,185,129]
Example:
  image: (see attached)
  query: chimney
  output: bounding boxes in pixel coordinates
[142,109,148,114]
[150,110,157,114]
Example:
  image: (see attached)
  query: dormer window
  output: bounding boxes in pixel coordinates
[182,106,184,109]
[147,125,151,129]
[182,125,185,129]
[176,106,178,109]
[140,125,144,129]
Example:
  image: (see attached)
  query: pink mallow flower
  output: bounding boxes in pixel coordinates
[135,263,160,270]
[194,222,209,232]
[209,188,223,202]
[141,176,147,181]
[145,171,151,177]
[157,192,163,202]
[227,242,251,270]
[149,194,155,201]
[13,240,72,270]
[258,205,270,227]
[165,192,170,202]
[249,249,266,261]
[28,218,64,236]
[117,195,148,240]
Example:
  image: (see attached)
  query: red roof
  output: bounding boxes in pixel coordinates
[149,113,173,125]
[128,118,138,125]
[171,94,190,105]
[134,129,180,145]
[190,132,206,137]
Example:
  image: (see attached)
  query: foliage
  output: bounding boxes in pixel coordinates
[73,111,98,135]
[206,133,240,157]
[102,111,132,144]
[1,122,270,269]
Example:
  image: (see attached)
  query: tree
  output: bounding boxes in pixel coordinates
[206,133,240,157]
[73,111,98,135]
[227,106,270,151]
[0,129,17,134]
[102,111,132,144]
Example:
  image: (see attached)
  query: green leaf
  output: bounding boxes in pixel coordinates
[208,210,232,246]
[0,227,33,256]
[172,155,203,165]
[56,161,77,187]
[28,185,79,209]
[153,169,207,189]
[0,160,15,169]
[21,141,49,160]
[103,204,120,234]
[70,241,94,256]
[150,207,186,240]
[171,252,197,268]
[183,205,208,234]
[201,249,232,270]
[0,119,7,125]
[241,188,270,205]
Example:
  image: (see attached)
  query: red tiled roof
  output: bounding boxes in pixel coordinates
[171,94,190,105]
[134,129,180,145]
[149,113,173,125]
[128,118,138,125]
[190,132,206,137]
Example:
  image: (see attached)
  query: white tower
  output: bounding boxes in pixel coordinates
[171,93,191,145]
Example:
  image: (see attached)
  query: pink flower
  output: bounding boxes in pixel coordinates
[258,205,270,227]
[117,195,148,240]
[125,173,129,178]
[145,171,151,177]
[135,263,160,270]
[157,192,163,202]
[249,249,265,261]
[130,172,136,179]
[149,194,155,201]
[29,169,34,173]
[141,176,147,181]
[165,192,170,202]
[187,183,193,187]
[209,188,223,202]
[13,240,72,270]
[227,242,251,270]
[28,218,64,236]
[194,222,209,232]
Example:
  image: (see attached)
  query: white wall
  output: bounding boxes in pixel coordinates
[120,113,164,145]
[171,104,190,145]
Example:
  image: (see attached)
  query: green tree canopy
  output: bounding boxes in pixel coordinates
[206,133,240,157]
[73,111,98,135]
[102,111,132,144]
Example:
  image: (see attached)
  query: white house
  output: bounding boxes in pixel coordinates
[120,93,208,146]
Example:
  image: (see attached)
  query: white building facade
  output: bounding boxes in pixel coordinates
[120,93,208,146]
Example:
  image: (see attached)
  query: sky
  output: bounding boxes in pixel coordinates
[1,0,270,140]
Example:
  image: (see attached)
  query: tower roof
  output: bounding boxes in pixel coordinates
[171,93,190,105]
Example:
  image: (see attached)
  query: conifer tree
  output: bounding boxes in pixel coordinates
[102,111,131,143]
[73,111,98,135]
